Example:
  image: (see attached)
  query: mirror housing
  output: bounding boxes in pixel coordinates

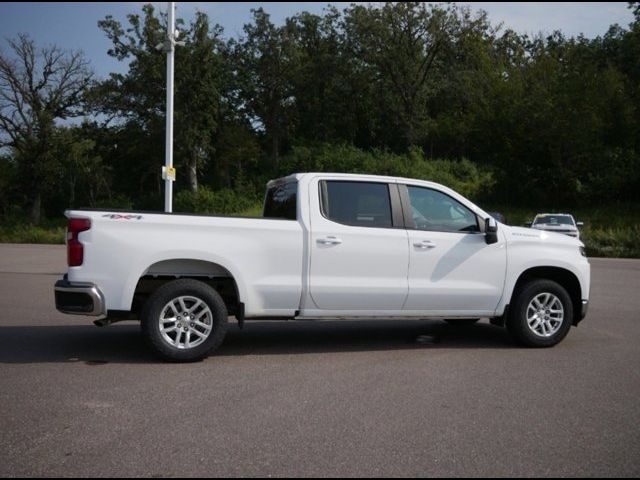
[524,221,532,228]
[576,221,584,228]
[485,217,498,245]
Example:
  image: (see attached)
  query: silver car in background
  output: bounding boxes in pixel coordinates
[526,213,583,239]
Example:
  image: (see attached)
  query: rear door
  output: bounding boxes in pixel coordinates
[308,178,409,311]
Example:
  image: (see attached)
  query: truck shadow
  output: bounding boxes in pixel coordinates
[0,319,516,364]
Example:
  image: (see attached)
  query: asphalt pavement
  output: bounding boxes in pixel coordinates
[0,244,638,477]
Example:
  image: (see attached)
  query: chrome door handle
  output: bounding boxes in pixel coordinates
[414,240,436,249]
[317,236,343,245]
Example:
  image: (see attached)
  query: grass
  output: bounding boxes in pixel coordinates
[236,203,263,217]
[2,202,639,258]
[0,216,67,244]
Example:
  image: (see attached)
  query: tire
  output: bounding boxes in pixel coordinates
[141,279,228,362]
[444,318,480,326]
[506,279,573,347]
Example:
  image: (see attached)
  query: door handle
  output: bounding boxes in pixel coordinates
[317,236,343,245]
[414,240,436,249]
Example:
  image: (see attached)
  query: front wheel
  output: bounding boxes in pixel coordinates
[141,279,228,362]
[506,279,573,347]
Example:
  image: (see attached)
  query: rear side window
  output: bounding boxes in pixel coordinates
[264,182,297,220]
[321,181,392,228]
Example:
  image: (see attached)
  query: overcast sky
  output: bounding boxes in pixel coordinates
[0,2,635,78]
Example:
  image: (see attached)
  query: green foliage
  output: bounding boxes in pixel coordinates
[281,144,494,199]
[0,225,65,244]
[233,8,299,168]
[174,186,255,215]
[96,5,225,191]
[92,194,134,210]
[581,225,640,258]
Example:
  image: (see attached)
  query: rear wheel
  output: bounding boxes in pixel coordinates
[141,279,228,362]
[506,279,573,347]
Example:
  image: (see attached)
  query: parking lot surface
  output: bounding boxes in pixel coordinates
[0,244,639,477]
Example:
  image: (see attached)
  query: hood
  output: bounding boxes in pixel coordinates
[505,225,583,247]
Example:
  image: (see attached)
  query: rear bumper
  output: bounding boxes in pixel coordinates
[54,278,106,316]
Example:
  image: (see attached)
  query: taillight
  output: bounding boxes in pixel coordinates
[67,218,91,267]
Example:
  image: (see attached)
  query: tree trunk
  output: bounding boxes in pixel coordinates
[271,133,280,170]
[30,192,41,225]
[222,156,232,188]
[188,157,198,192]
[69,176,76,208]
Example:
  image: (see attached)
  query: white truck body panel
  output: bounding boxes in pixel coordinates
[67,213,304,317]
[62,173,590,321]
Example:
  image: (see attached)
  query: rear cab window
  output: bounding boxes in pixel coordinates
[263,181,297,220]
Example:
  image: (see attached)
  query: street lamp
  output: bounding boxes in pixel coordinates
[160,2,184,213]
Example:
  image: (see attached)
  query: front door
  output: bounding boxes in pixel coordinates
[402,185,507,314]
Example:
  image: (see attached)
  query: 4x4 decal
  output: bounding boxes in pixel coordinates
[102,214,143,220]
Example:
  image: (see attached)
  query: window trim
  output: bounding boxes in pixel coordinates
[399,184,482,234]
[319,180,404,230]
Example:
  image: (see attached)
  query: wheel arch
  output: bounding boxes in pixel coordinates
[127,257,245,319]
[510,266,582,325]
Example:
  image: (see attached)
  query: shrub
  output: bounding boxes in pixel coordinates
[92,194,134,210]
[0,225,65,244]
[174,187,254,215]
[582,225,640,258]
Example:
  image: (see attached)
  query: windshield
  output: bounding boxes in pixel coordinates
[533,215,574,226]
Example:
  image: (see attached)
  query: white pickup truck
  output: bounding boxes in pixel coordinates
[55,173,590,361]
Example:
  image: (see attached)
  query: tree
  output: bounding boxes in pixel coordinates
[0,34,92,223]
[343,2,490,150]
[54,126,109,208]
[234,8,298,169]
[96,4,224,192]
[175,12,223,191]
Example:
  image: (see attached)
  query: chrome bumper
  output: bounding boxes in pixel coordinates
[54,278,106,316]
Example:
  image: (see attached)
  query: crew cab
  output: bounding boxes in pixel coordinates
[54,173,590,361]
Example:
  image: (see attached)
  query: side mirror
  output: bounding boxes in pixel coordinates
[524,221,532,228]
[485,217,498,245]
[576,221,584,228]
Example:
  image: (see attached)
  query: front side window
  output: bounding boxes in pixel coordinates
[264,182,297,220]
[407,186,479,232]
[322,181,392,228]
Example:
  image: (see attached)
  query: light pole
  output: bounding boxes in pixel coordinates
[162,2,181,212]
